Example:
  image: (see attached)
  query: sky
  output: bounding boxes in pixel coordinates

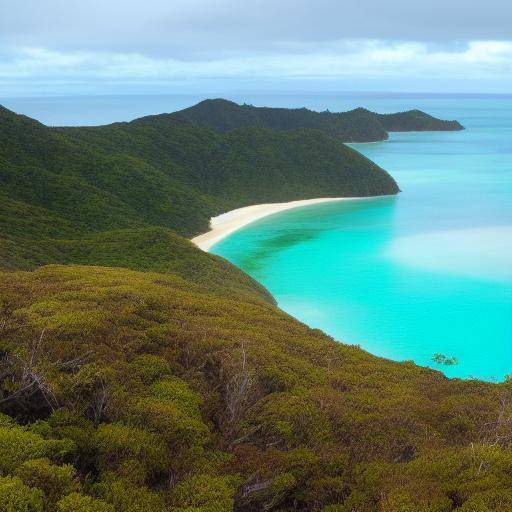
[0,0,511,96]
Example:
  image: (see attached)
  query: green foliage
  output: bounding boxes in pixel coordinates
[0,476,44,512]
[16,458,79,508]
[128,376,210,452]
[129,355,171,383]
[95,478,166,512]
[169,474,238,512]
[0,421,73,475]
[93,423,168,479]
[456,490,512,511]
[56,493,114,512]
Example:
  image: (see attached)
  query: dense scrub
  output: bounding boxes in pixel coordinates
[167,99,464,142]
[0,265,510,511]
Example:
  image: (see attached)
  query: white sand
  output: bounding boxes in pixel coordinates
[192,196,380,251]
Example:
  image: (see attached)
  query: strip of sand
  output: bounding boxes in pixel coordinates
[192,196,383,251]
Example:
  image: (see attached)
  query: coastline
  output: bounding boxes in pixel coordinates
[192,196,388,251]
[346,140,384,145]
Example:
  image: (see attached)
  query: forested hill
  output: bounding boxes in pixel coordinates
[163,98,464,142]
[0,104,508,512]
[0,104,397,274]
[375,109,465,132]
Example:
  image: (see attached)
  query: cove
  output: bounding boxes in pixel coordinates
[211,96,512,381]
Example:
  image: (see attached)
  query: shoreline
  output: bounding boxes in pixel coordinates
[192,195,389,251]
[346,140,384,145]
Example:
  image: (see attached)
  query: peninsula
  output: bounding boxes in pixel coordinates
[166,98,465,142]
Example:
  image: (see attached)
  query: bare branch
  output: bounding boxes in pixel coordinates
[223,341,254,438]
[0,329,90,416]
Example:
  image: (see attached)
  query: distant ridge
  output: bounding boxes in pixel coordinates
[157,98,464,142]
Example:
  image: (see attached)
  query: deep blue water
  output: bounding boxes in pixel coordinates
[4,93,511,381]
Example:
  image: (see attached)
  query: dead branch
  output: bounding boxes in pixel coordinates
[0,329,90,416]
[223,341,254,438]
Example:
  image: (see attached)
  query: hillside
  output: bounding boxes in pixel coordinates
[0,265,510,511]
[0,105,398,273]
[0,104,509,512]
[165,99,464,142]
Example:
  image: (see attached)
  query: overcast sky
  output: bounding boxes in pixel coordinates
[0,0,510,96]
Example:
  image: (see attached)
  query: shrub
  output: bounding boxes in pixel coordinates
[93,423,168,479]
[16,458,79,508]
[0,422,73,475]
[0,476,44,512]
[96,478,166,512]
[170,474,237,512]
[56,493,114,512]
[129,355,171,383]
[456,490,512,511]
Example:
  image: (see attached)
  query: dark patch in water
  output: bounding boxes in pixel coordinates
[238,229,319,274]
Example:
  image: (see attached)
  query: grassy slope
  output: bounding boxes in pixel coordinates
[168,99,464,142]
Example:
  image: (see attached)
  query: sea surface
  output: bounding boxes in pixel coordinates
[4,92,511,381]
[210,95,512,381]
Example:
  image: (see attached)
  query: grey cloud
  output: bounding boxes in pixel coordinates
[0,0,511,59]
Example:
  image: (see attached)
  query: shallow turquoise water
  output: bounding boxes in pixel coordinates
[212,97,512,381]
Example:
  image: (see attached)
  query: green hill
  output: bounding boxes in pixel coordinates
[0,105,398,274]
[0,265,509,512]
[0,104,508,512]
[166,99,464,142]
[376,109,465,132]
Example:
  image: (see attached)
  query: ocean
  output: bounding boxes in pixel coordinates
[210,94,512,381]
[4,92,511,381]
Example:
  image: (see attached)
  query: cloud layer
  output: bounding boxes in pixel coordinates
[2,0,511,54]
[2,41,510,79]
[0,0,510,95]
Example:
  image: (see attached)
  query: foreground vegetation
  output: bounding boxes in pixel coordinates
[169,99,464,142]
[0,265,511,511]
[1,104,509,511]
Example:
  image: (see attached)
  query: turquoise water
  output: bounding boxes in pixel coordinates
[211,97,512,381]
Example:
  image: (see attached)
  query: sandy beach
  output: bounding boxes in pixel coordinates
[192,196,373,251]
